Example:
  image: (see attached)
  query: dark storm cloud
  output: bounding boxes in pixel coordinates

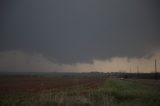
[1,0,160,64]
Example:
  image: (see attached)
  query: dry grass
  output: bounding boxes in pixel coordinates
[0,78,160,106]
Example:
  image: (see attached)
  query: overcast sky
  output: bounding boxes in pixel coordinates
[0,0,160,72]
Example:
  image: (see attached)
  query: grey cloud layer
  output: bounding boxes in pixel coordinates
[0,0,160,64]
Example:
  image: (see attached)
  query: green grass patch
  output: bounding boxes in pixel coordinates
[97,79,160,105]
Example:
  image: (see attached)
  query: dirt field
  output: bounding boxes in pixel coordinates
[0,78,160,106]
[0,77,105,94]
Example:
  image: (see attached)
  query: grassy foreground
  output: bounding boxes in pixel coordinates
[0,79,160,106]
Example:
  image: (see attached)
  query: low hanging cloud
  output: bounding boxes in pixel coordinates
[0,50,160,73]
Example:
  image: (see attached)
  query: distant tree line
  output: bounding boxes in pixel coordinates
[0,72,160,79]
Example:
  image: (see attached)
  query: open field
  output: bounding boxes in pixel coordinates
[0,77,105,94]
[0,77,160,106]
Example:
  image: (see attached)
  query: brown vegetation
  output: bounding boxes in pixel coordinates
[0,77,105,95]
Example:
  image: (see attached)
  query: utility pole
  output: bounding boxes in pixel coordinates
[155,59,157,73]
[155,59,157,80]
[137,66,139,73]
[137,66,139,78]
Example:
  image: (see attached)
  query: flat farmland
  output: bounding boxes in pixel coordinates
[0,77,160,106]
[0,77,105,94]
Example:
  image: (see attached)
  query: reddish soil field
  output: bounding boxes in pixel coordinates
[0,77,106,94]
